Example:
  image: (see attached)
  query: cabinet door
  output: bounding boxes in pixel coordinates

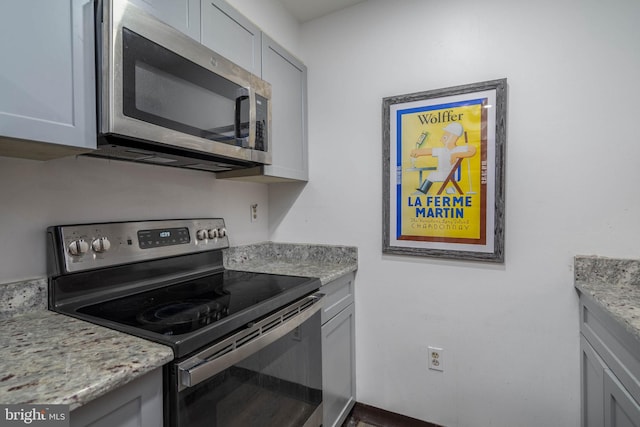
[322,304,356,427]
[70,368,163,427]
[321,272,355,325]
[582,336,606,427]
[605,369,640,427]
[261,34,308,181]
[0,0,96,160]
[201,0,261,75]
[128,0,201,41]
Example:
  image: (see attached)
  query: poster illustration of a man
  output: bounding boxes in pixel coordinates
[410,122,476,195]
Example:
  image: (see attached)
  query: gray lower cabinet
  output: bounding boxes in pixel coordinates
[0,0,96,160]
[582,335,606,427]
[579,293,640,427]
[605,369,640,427]
[321,273,356,427]
[70,368,163,427]
[128,0,201,41]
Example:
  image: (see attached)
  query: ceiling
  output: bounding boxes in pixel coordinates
[277,0,367,23]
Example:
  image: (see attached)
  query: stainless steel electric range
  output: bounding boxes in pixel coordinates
[47,219,324,427]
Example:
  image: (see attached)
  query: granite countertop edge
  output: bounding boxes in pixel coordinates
[0,241,358,409]
[225,257,357,285]
[574,255,640,343]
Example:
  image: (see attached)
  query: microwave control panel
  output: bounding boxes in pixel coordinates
[255,94,269,152]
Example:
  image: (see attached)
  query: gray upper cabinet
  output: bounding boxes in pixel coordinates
[202,0,309,182]
[0,0,96,160]
[200,0,261,76]
[128,0,201,41]
[260,34,308,182]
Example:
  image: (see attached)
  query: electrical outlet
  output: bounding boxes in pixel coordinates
[428,346,444,372]
[250,204,258,222]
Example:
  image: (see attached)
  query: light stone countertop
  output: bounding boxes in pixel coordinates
[0,242,358,409]
[224,242,358,285]
[0,310,173,410]
[574,255,640,343]
[0,277,48,319]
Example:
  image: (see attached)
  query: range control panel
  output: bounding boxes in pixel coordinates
[49,219,229,274]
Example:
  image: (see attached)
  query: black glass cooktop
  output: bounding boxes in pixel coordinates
[54,267,320,357]
[78,270,313,337]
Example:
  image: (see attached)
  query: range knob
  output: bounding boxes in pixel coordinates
[91,237,111,253]
[196,229,208,240]
[207,228,227,239]
[68,239,89,256]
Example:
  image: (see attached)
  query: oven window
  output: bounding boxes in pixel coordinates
[170,312,322,427]
[121,28,249,144]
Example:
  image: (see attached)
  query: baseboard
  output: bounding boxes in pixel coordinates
[347,402,444,427]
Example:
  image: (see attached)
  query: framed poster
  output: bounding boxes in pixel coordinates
[382,79,506,262]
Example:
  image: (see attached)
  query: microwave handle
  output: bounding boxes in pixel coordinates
[177,293,324,391]
[234,93,250,148]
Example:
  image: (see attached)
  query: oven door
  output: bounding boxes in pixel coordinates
[167,294,324,427]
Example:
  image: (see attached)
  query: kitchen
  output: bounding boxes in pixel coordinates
[1,0,640,426]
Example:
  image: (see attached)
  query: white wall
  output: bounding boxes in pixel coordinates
[268,0,640,426]
[0,155,269,284]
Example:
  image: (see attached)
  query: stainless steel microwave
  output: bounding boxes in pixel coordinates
[90,0,271,172]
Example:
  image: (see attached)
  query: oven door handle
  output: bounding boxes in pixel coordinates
[177,293,324,391]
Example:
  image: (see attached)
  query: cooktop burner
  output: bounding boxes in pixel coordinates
[136,299,227,335]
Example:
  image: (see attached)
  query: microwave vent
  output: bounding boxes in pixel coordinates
[142,156,178,164]
[91,146,155,161]
[183,163,234,172]
[84,136,255,173]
